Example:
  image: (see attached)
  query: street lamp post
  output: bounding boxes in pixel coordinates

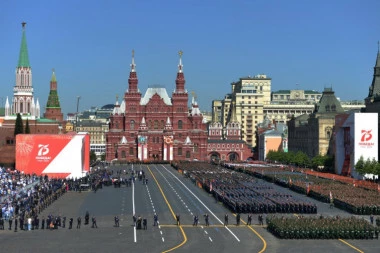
[76,96,81,132]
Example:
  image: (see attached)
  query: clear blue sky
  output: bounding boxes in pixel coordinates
[1,0,379,115]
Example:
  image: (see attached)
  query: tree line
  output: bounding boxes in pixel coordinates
[355,156,380,177]
[266,150,334,172]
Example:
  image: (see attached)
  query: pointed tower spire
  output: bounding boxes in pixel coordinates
[131,49,136,72]
[139,117,148,131]
[18,22,30,68]
[44,68,63,121]
[165,116,173,130]
[13,22,34,117]
[178,50,183,73]
[175,50,186,93]
[128,49,139,93]
[5,97,10,117]
[46,69,60,108]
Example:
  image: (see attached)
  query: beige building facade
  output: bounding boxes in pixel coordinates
[213,74,364,148]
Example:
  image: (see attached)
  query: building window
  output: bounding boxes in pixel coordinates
[178,147,182,155]
[121,151,126,158]
[154,120,159,129]
[129,147,134,155]
[186,151,191,158]
[130,120,135,130]
[178,120,183,129]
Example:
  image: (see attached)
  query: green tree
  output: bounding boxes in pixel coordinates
[363,158,372,176]
[370,158,378,175]
[355,156,365,175]
[25,118,31,134]
[100,153,106,161]
[14,113,24,136]
[312,155,325,168]
[374,162,380,177]
[90,150,97,162]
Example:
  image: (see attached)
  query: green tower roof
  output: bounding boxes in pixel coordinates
[17,22,30,68]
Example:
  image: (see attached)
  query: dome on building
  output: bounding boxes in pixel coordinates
[101,104,115,110]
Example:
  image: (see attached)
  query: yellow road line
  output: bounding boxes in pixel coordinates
[147,165,187,253]
[159,224,267,228]
[233,214,267,253]
[338,239,364,253]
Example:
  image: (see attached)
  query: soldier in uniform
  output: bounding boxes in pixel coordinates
[236,213,240,226]
[14,216,18,232]
[143,218,147,230]
[176,214,180,226]
[153,214,158,226]
[85,211,90,225]
[92,216,97,228]
[69,218,73,229]
[247,214,252,225]
[41,217,45,229]
[115,216,119,227]
[224,214,229,226]
[193,215,198,226]
[8,216,13,230]
[77,217,81,229]
[204,213,209,226]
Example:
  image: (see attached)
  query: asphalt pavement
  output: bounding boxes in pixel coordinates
[0,163,378,253]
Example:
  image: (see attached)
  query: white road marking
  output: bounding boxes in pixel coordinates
[160,165,241,242]
[205,231,208,234]
[132,178,137,243]
[162,238,165,242]
[209,237,213,242]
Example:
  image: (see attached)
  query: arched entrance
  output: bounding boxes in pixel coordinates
[228,152,239,162]
[209,152,220,162]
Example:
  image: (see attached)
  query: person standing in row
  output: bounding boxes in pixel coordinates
[176,214,180,226]
[236,213,240,226]
[193,215,198,226]
[115,216,119,227]
[77,217,81,229]
[92,217,97,228]
[153,214,158,226]
[143,218,147,230]
[247,214,252,225]
[204,213,209,226]
[69,218,73,229]
[224,214,229,226]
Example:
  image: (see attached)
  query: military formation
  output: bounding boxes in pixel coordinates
[172,161,317,214]
[267,215,380,239]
